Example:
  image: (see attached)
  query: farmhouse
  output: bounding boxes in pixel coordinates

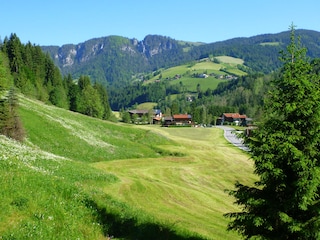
[161,114,193,127]
[198,73,208,78]
[128,109,164,124]
[173,114,192,125]
[219,113,248,126]
[162,116,174,126]
[152,109,162,124]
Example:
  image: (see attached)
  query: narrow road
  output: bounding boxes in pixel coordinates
[216,126,250,152]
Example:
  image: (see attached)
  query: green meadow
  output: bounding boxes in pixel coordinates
[146,57,247,93]
[0,95,257,239]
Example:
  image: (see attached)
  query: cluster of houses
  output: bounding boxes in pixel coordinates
[128,109,192,126]
[128,110,252,127]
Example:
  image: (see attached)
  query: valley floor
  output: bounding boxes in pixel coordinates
[92,125,255,239]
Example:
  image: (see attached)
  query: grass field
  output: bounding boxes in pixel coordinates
[136,102,157,110]
[145,57,247,93]
[178,76,224,92]
[0,95,257,239]
[214,56,244,65]
[93,125,256,239]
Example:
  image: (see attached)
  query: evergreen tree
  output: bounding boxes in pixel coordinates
[0,52,13,90]
[225,25,320,239]
[0,88,25,141]
[65,74,80,112]
[94,83,112,120]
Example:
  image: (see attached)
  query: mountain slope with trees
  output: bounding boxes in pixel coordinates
[0,34,114,123]
[39,29,320,121]
[42,29,320,87]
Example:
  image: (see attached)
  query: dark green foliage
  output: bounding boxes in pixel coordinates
[0,52,13,90]
[94,83,112,120]
[0,46,25,141]
[225,25,320,239]
[65,75,111,119]
[109,81,179,111]
[0,88,25,141]
[1,34,113,121]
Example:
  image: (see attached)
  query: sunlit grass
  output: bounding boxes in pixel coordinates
[215,56,244,65]
[178,76,225,92]
[0,95,257,239]
[136,102,157,110]
[0,135,117,239]
[144,58,247,93]
[19,95,176,162]
[93,126,257,239]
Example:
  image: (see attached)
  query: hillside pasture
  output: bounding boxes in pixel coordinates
[1,95,257,239]
[176,76,225,92]
[215,56,244,65]
[259,41,281,46]
[136,102,157,110]
[146,58,247,93]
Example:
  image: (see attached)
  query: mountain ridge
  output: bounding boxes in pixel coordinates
[41,29,320,86]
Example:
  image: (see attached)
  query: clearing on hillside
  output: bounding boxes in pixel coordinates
[215,56,244,65]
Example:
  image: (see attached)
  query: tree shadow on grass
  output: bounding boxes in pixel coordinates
[84,197,206,240]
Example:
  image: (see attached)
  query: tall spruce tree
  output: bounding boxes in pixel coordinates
[0,88,25,141]
[225,25,320,239]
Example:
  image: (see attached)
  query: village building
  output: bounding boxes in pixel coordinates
[162,114,192,127]
[152,109,162,124]
[217,113,250,126]
[173,114,192,125]
[128,109,163,124]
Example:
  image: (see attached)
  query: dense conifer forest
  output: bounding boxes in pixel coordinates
[0,34,113,125]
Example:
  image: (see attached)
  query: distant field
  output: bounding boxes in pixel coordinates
[215,56,244,65]
[136,102,157,110]
[146,57,246,93]
[259,42,281,46]
[176,76,225,92]
[192,61,222,70]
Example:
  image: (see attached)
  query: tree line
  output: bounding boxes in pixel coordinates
[110,71,270,124]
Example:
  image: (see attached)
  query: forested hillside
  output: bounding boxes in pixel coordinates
[42,29,320,87]
[0,34,113,122]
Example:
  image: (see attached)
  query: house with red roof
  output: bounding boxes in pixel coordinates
[162,114,192,127]
[220,113,248,126]
[173,114,192,125]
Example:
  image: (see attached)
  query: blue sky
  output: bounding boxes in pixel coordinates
[2,0,319,46]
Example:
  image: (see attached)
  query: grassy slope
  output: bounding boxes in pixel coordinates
[94,125,256,239]
[0,95,257,239]
[145,57,247,92]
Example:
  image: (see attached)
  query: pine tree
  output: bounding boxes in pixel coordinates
[94,83,112,120]
[0,88,25,141]
[225,25,320,239]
